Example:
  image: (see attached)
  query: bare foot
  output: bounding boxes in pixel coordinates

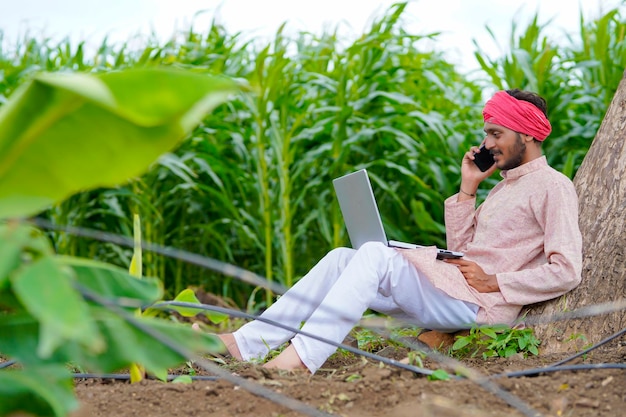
[263,344,308,372]
[191,325,243,361]
[216,333,243,361]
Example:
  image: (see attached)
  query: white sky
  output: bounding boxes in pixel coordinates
[1,0,623,72]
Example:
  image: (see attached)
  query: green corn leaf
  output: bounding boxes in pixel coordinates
[0,68,239,219]
[149,288,229,324]
[173,288,229,323]
[129,213,142,278]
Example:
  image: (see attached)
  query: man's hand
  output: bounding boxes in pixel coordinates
[444,258,499,293]
[457,145,498,201]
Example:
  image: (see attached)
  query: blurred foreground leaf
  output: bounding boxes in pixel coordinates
[0,365,76,417]
[0,68,239,219]
[11,256,103,358]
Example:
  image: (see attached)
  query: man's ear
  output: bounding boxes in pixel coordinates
[523,133,535,143]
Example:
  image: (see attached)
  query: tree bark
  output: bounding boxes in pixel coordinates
[528,71,626,353]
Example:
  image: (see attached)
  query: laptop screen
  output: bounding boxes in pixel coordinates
[332,169,388,249]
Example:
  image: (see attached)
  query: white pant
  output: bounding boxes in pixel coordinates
[233,241,478,373]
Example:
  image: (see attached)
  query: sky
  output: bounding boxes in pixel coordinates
[1,0,623,72]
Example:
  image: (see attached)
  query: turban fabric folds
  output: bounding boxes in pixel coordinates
[482,91,552,141]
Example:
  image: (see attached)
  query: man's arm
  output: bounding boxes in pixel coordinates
[495,180,583,305]
[444,145,498,251]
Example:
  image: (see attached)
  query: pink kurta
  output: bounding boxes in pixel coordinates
[400,156,582,325]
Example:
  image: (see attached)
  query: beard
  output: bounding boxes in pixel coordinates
[496,133,526,170]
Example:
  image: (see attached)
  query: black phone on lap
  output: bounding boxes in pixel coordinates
[473,145,495,172]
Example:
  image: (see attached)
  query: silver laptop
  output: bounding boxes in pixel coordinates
[332,169,463,260]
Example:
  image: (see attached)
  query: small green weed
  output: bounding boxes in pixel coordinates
[565,332,592,358]
[345,373,362,382]
[427,369,451,381]
[353,328,387,352]
[183,361,197,376]
[405,350,426,368]
[451,325,541,359]
[352,322,423,352]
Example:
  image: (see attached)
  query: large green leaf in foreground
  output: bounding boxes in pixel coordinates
[0,68,239,219]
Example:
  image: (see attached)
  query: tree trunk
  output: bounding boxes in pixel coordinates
[528,71,626,353]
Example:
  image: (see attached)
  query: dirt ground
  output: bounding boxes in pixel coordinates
[73,336,626,417]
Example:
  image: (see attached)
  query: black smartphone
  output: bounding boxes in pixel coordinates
[473,145,495,172]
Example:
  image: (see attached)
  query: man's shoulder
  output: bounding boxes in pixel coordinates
[535,163,575,187]
[528,165,579,204]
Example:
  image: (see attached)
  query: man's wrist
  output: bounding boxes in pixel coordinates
[459,188,476,197]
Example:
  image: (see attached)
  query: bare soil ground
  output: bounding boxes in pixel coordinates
[74,337,625,417]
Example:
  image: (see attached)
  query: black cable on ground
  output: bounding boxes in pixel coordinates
[31,217,393,339]
[73,373,219,382]
[0,359,17,369]
[495,363,626,379]
[545,326,626,368]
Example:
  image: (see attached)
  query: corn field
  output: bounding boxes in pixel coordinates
[1,2,625,310]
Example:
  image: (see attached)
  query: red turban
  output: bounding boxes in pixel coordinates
[482,91,552,141]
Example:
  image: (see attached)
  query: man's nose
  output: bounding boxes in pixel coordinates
[484,136,496,150]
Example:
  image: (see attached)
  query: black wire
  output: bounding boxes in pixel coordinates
[30,217,289,296]
[546,327,626,367]
[495,363,626,379]
[73,373,219,381]
[0,359,17,369]
[78,297,543,417]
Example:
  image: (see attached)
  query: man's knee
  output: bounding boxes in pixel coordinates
[326,246,356,266]
[357,241,391,256]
